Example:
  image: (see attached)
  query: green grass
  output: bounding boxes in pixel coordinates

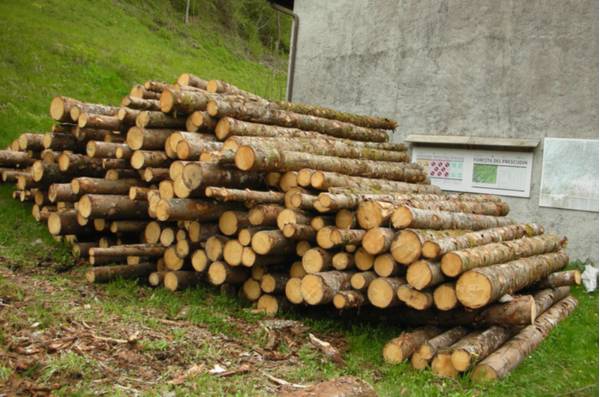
[0,1,597,396]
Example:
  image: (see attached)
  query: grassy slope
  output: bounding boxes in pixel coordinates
[0,1,597,396]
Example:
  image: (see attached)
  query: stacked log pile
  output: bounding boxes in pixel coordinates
[0,73,581,382]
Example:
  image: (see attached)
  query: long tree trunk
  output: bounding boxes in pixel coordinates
[207,97,389,142]
[86,263,155,283]
[235,146,427,183]
[155,198,239,222]
[310,171,440,194]
[135,111,186,129]
[225,136,409,162]
[182,162,264,191]
[441,234,566,277]
[89,244,165,257]
[71,177,141,195]
[392,206,514,230]
[449,326,515,372]
[78,194,149,219]
[471,296,578,382]
[422,223,545,260]
[455,251,569,309]
[205,186,284,205]
[390,229,468,265]
[533,270,582,288]
[300,271,352,305]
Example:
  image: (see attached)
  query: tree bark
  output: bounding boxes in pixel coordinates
[392,206,514,230]
[78,113,122,131]
[70,102,118,122]
[235,146,427,183]
[78,194,149,220]
[533,270,582,289]
[135,111,186,129]
[121,96,161,111]
[382,327,442,364]
[225,136,409,162]
[448,326,515,372]
[43,133,79,151]
[0,150,35,168]
[48,183,79,203]
[301,271,353,305]
[86,263,155,283]
[205,186,284,205]
[182,162,264,191]
[390,229,467,265]
[456,251,569,309]
[310,171,439,193]
[71,177,141,195]
[208,97,389,142]
[415,326,469,362]
[251,230,295,255]
[422,223,546,260]
[57,153,105,177]
[186,110,217,132]
[471,296,578,382]
[441,234,567,277]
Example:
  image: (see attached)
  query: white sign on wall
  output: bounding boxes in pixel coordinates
[412,147,533,198]
[539,138,599,212]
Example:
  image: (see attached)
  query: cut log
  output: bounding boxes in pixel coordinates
[315,227,335,249]
[205,235,228,261]
[423,223,544,259]
[223,239,244,266]
[382,327,442,364]
[121,95,160,111]
[361,227,395,255]
[242,278,262,301]
[335,209,356,229]
[407,260,445,290]
[207,261,249,285]
[354,247,375,271]
[155,198,238,222]
[177,73,208,89]
[70,103,118,122]
[136,111,186,129]
[285,189,317,211]
[225,136,409,162]
[282,224,317,241]
[47,210,94,235]
[130,150,171,169]
[164,271,204,291]
[57,153,105,176]
[449,326,515,372]
[185,110,217,132]
[110,220,147,234]
[471,296,578,382]
[350,271,378,291]
[86,263,155,283]
[208,97,389,142]
[251,230,295,255]
[373,254,403,277]
[534,270,582,288]
[48,183,79,203]
[71,177,140,195]
[78,194,149,219]
[182,162,263,191]
[148,271,167,287]
[285,278,304,304]
[126,127,173,150]
[276,208,311,230]
[433,283,458,311]
[248,204,284,226]
[235,147,426,183]
[218,210,250,236]
[188,222,219,243]
[397,285,433,310]
[367,277,405,308]
[390,229,467,265]
[50,96,82,122]
[43,133,79,151]
[302,248,333,274]
[18,133,45,151]
[392,206,513,230]
[330,229,366,247]
[260,273,288,294]
[206,80,265,102]
[78,113,121,131]
[310,171,440,194]
[332,252,355,271]
[441,234,567,277]
[414,326,469,365]
[456,251,569,309]
[256,294,288,316]
[0,150,35,168]
[333,290,366,309]
[301,271,352,305]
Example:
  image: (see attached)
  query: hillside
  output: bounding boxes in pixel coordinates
[0,0,289,146]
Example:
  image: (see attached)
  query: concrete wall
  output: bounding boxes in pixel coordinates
[292,0,599,262]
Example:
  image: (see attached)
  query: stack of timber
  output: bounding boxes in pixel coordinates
[0,73,581,382]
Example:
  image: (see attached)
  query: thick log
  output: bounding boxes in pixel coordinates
[392,206,513,230]
[302,248,333,274]
[373,254,403,277]
[86,141,130,159]
[0,150,35,168]
[156,198,238,222]
[130,84,160,100]
[235,147,426,182]
[186,110,217,132]
[362,227,395,255]
[219,210,250,236]
[142,167,171,182]
[177,139,223,160]
[18,133,45,151]
[57,153,105,177]
[78,194,149,220]
[390,229,467,265]
[110,220,147,233]
[282,224,317,241]
[276,208,311,230]
[159,88,217,113]
[333,290,366,309]
[126,127,173,150]
[48,183,78,203]
[248,205,283,227]
[456,251,569,309]
[367,277,406,308]
[71,177,140,195]
[223,239,244,266]
[207,80,266,103]
[433,283,458,311]
[441,234,567,277]
[301,271,352,305]
[43,133,79,151]
[251,230,295,255]
[207,97,389,142]
[422,223,545,260]
[86,263,155,283]
[50,96,82,122]
[70,102,118,122]
[256,294,289,316]
[278,376,377,397]
[130,150,171,169]
[208,261,249,285]
[260,273,288,294]
[117,107,141,126]
[447,326,514,373]
[310,171,440,193]
[47,210,95,235]
[164,271,204,291]
[182,162,263,191]
[90,244,165,258]
[136,111,186,129]
[471,296,578,382]
[78,113,121,131]
[354,247,375,271]
[382,327,442,364]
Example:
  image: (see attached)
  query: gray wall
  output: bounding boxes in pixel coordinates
[292,0,599,262]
